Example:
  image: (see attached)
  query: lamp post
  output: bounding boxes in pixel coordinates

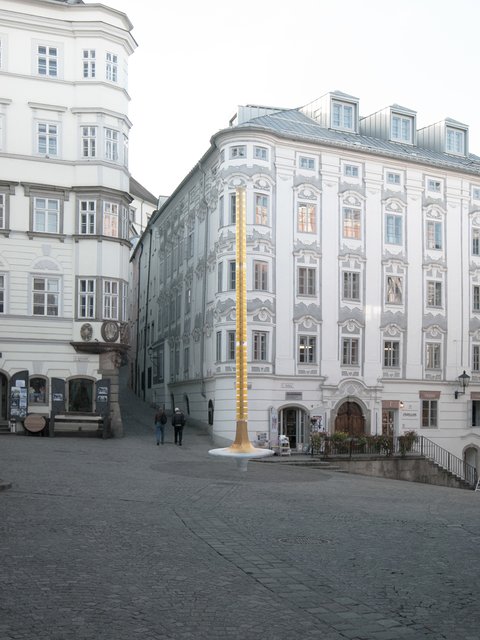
[454,370,471,399]
[209,187,274,470]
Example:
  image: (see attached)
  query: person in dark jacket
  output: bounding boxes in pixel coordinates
[154,407,167,445]
[172,407,185,445]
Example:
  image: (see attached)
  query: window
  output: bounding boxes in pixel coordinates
[446,127,465,155]
[473,187,480,201]
[230,146,246,159]
[229,193,236,224]
[343,271,360,301]
[254,146,268,161]
[427,179,442,193]
[37,45,57,77]
[123,134,129,167]
[104,128,119,161]
[183,346,189,376]
[82,49,96,78]
[227,330,236,361]
[344,164,359,178]
[298,267,316,296]
[0,193,4,229]
[427,281,442,308]
[255,194,268,225]
[426,220,442,250]
[103,280,118,319]
[474,286,480,312]
[343,207,361,239]
[228,261,236,290]
[386,172,401,185]
[385,213,402,244]
[28,376,47,404]
[298,335,316,364]
[79,200,96,235]
[254,261,268,291]
[332,101,354,131]
[253,331,267,361]
[342,338,359,366]
[297,203,316,233]
[473,345,480,372]
[185,287,191,313]
[422,400,437,428]
[37,122,58,156]
[425,342,441,369]
[217,261,223,293]
[473,400,480,427]
[103,202,118,237]
[383,341,400,367]
[0,274,5,313]
[391,114,413,143]
[69,379,93,413]
[105,52,118,82]
[386,275,403,305]
[473,228,480,256]
[33,198,59,233]
[216,331,222,361]
[78,279,95,318]
[33,277,59,316]
[299,156,315,170]
[81,126,96,158]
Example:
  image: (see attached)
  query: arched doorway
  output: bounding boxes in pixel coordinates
[0,373,8,423]
[280,406,307,451]
[464,446,478,475]
[335,401,365,436]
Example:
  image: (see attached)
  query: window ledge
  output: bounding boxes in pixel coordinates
[28,231,66,242]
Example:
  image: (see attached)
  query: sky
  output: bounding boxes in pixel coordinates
[105,0,480,200]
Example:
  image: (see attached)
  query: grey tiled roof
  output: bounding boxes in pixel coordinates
[236,108,480,176]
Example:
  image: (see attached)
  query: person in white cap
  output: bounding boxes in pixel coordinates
[172,407,186,445]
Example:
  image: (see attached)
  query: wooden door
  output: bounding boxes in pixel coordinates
[335,401,365,436]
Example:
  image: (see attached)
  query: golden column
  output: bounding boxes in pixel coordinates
[209,186,273,468]
[229,186,256,453]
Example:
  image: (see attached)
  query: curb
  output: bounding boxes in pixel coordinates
[0,479,12,491]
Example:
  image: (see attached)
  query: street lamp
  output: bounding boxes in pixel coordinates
[454,370,470,399]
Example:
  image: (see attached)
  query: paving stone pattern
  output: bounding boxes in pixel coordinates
[1,380,480,639]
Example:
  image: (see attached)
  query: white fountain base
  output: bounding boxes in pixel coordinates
[209,447,275,472]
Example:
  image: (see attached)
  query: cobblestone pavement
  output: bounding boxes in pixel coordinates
[1,381,480,639]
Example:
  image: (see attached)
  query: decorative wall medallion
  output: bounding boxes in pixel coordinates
[80,323,93,342]
[101,320,119,343]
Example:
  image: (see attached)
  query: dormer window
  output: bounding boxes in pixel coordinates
[445,126,465,155]
[332,101,354,132]
[391,114,413,143]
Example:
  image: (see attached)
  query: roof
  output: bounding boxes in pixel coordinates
[130,177,157,205]
[233,108,480,176]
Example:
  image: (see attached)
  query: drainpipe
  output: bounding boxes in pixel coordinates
[142,226,153,401]
[198,161,209,398]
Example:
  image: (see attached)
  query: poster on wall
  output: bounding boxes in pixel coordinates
[9,370,29,420]
[269,407,279,447]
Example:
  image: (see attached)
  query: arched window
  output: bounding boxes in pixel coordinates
[29,376,48,405]
[208,400,214,425]
[68,378,93,412]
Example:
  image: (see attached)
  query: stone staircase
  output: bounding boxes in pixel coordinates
[0,420,11,435]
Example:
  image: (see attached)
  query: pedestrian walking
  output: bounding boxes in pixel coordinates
[154,407,167,445]
[172,407,186,445]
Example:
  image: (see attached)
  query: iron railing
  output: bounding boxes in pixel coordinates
[309,434,477,488]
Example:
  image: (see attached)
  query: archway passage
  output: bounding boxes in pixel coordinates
[335,401,365,436]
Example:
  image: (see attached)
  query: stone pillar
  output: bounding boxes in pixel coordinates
[99,351,124,438]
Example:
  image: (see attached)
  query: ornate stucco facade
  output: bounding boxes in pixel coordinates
[131,91,480,469]
[0,0,136,433]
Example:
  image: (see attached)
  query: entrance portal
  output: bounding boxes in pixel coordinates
[335,401,365,436]
[280,407,307,451]
[0,373,7,422]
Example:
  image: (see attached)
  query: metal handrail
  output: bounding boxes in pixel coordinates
[310,434,477,488]
[414,436,477,488]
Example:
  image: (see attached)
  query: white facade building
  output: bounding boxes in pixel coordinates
[131,91,480,469]
[0,0,136,434]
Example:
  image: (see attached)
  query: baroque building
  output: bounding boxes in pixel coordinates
[0,0,136,434]
[131,90,480,469]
